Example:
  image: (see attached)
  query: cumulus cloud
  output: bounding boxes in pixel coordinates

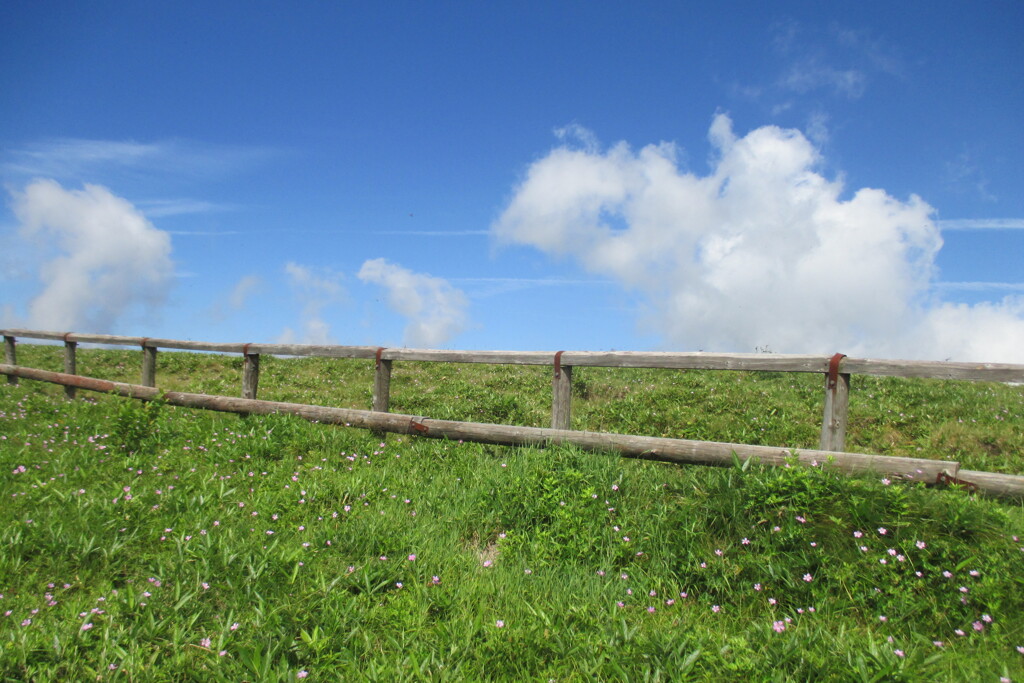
[492,115,1024,362]
[278,263,345,345]
[358,258,469,347]
[10,179,174,332]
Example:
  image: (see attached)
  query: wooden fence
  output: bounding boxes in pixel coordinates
[3,328,1024,498]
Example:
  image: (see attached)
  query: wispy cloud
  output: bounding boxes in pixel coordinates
[208,275,262,322]
[375,230,490,237]
[278,263,346,345]
[137,198,239,218]
[779,60,867,99]
[1,137,278,184]
[934,281,1024,292]
[937,218,1024,230]
[493,115,1024,362]
[358,258,469,347]
[452,276,614,298]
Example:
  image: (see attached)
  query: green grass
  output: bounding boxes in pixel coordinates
[2,345,1023,681]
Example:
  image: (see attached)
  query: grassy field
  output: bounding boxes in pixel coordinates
[1,345,1023,681]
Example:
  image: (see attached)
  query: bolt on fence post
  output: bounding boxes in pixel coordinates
[3,336,16,386]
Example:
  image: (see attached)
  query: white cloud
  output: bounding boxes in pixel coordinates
[278,263,345,345]
[357,258,469,347]
[10,179,174,333]
[492,115,1024,362]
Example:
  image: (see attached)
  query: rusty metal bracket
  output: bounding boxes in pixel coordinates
[140,337,150,349]
[410,420,429,434]
[936,471,978,493]
[375,347,386,370]
[554,350,565,379]
[242,343,253,356]
[827,352,847,389]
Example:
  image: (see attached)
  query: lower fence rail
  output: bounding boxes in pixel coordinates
[2,362,1022,500]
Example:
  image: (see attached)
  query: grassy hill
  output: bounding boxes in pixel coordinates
[2,345,1023,680]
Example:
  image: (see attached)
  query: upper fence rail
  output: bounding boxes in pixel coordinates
[4,328,1023,382]
[4,327,1024,455]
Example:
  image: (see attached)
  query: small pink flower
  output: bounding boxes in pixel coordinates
[711,605,720,613]
[495,620,505,628]
[772,620,786,633]
[803,573,813,582]
[893,649,904,657]
[878,527,888,535]
[200,638,212,648]
[81,623,93,631]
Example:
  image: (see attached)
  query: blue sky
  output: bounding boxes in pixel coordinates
[2,2,1022,361]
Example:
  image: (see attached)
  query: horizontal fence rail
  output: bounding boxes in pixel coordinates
[3,362,1023,499]
[4,328,1024,456]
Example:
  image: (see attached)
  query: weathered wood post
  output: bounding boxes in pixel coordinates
[372,348,392,413]
[820,353,850,452]
[242,344,260,400]
[3,335,15,386]
[63,334,77,400]
[552,351,572,430]
[141,339,158,388]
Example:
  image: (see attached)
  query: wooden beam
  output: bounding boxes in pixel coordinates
[3,328,1022,382]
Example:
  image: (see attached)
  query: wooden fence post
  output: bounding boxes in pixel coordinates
[243,349,260,400]
[552,351,572,430]
[373,348,391,413]
[141,341,158,388]
[820,353,850,452]
[3,336,15,386]
[63,339,77,400]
